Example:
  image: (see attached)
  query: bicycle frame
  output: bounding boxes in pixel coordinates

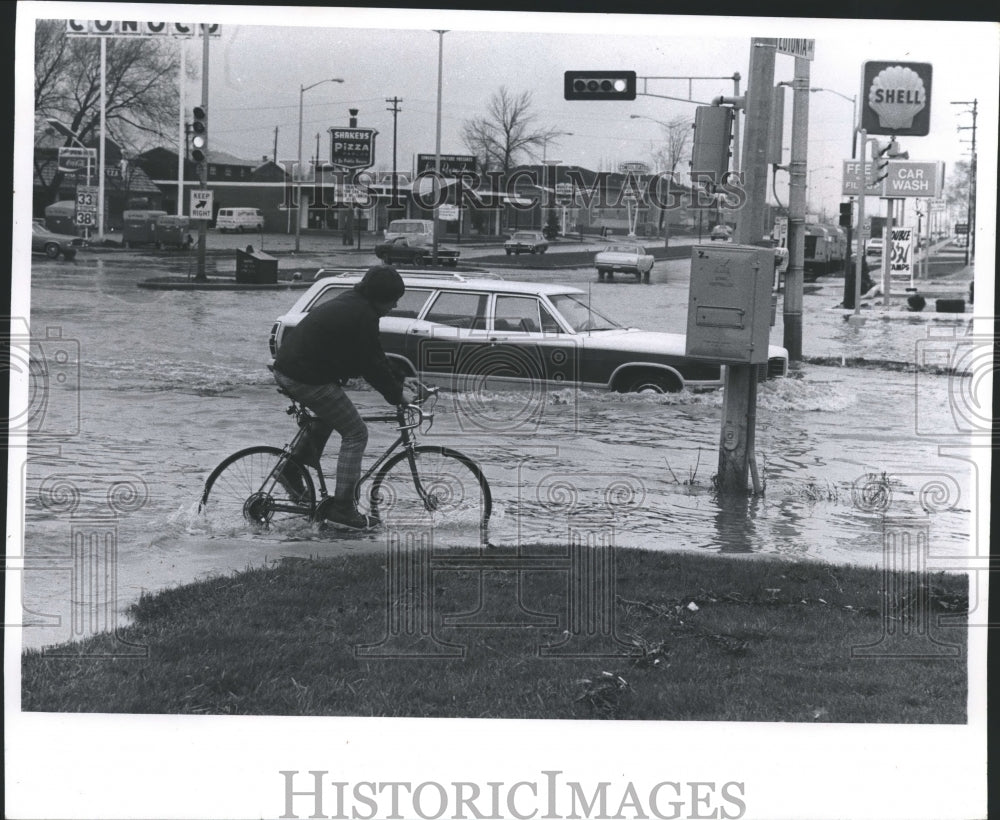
[271,394,436,513]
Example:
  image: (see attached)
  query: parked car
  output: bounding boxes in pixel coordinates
[594,242,655,283]
[504,231,549,255]
[374,236,460,267]
[31,223,85,260]
[710,224,734,241]
[866,237,884,257]
[270,271,789,394]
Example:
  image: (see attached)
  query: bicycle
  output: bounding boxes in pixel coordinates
[198,384,492,535]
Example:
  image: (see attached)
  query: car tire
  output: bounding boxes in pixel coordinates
[621,372,680,394]
[414,253,426,266]
[597,269,606,282]
[45,243,61,259]
[530,248,537,254]
[505,249,512,255]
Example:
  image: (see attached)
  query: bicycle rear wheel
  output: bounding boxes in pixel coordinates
[369,445,491,532]
[200,446,315,526]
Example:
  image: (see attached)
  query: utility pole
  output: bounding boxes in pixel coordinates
[273,126,278,164]
[717,37,775,495]
[783,57,809,361]
[952,99,977,265]
[386,96,402,215]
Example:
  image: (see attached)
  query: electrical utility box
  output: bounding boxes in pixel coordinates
[686,244,776,364]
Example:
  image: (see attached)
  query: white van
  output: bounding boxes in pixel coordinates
[215,207,265,233]
[384,219,434,245]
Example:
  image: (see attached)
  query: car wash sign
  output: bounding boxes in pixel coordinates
[860,61,932,137]
[329,128,377,171]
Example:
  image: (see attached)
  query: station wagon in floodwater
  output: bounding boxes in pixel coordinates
[270,272,789,393]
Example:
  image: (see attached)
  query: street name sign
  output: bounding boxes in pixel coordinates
[860,61,932,137]
[775,38,815,60]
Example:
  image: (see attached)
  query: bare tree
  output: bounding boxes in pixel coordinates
[648,116,693,181]
[645,116,693,243]
[34,20,184,202]
[461,86,562,174]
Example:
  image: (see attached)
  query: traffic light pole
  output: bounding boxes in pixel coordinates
[195,26,209,281]
[851,128,868,320]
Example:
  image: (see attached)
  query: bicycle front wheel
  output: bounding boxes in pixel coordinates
[200,446,315,527]
[369,446,492,532]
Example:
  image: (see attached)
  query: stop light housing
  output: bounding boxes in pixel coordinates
[869,139,890,185]
[839,201,853,228]
[191,105,208,163]
[690,105,735,185]
[564,71,636,100]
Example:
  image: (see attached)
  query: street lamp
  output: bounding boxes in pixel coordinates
[809,88,857,158]
[541,131,573,162]
[296,77,344,252]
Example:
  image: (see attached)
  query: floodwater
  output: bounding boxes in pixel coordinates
[14,250,985,650]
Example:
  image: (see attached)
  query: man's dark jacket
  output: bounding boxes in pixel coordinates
[273,288,404,404]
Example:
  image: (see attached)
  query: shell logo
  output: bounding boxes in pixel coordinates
[868,65,927,130]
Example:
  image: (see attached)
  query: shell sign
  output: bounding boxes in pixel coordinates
[860,61,933,136]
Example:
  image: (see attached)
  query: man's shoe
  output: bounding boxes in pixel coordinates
[322,499,378,531]
[275,465,309,505]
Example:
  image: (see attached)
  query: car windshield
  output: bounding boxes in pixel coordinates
[549,293,623,332]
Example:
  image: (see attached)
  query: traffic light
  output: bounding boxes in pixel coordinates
[690,105,735,185]
[564,71,636,100]
[191,105,208,164]
[839,201,853,228]
[869,139,890,185]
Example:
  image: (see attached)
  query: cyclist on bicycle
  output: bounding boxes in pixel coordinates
[271,264,416,529]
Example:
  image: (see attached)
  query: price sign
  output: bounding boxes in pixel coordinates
[890,227,913,277]
[75,184,99,227]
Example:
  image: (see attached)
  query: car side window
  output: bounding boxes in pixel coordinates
[306,285,350,310]
[493,295,549,333]
[424,291,488,329]
[388,288,431,319]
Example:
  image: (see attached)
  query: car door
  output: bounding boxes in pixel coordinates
[485,294,580,388]
[404,289,491,389]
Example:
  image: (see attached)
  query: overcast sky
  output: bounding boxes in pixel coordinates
[18,4,999,221]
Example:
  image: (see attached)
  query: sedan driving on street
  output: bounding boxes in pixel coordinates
[504,231,549,255]
[594,242,655,282]
[271,271,788,393]
[31,223,85,260]
[373,236,460,267]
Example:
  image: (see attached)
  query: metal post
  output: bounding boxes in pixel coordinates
[432,30,447,264]
[98,38,106,239]
[296,85,304,253]
[852,128,868,320]
[177,38,185,216]
[718,38,774,495]
[195,26,209,281]
[784,57,809,361]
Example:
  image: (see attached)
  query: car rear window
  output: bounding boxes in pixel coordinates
[388,288,432,319]
[424,291,489,329]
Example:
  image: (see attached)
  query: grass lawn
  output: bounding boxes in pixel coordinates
[21,546,968,721]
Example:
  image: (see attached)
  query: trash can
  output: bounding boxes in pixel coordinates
[153,215,192,249]
[235,246,278,284]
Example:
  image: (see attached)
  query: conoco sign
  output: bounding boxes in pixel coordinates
[860,61,932,137]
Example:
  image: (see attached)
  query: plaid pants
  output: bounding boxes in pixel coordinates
[273,370,368,502]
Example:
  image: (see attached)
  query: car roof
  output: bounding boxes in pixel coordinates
[313,270,582,297]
